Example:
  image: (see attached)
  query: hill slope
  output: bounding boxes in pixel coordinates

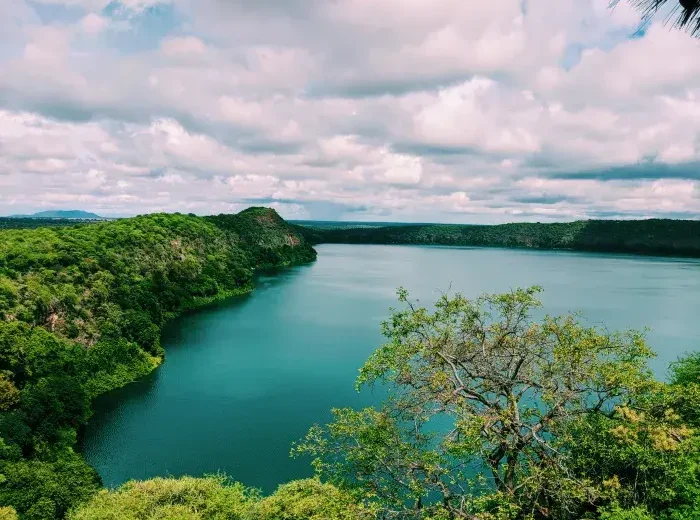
[0,208,315,518]
[297,219,700,257]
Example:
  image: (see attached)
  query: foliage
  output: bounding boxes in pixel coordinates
[296,287,698,519]
[0,219,99,231]
[0,452,101,520]
[597,505,655,520]
[0,376,19,412]
[2,207,699,520]
[0,507,18,520]
[670,352,700,386]
[251,479,375,520]
[568,350,700,520]
[297,218,700,257]
[614,1,700,38]
[207,208,316,269]
[68,476,252,520]
[70,477,371,520]
[0,208,315,518]
[567,397,700,518]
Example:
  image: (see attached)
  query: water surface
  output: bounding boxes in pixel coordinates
[83,245,700,490]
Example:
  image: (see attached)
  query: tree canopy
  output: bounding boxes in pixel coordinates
[0,209,316,519]
[1,209,698,520]
[296,219,700,258]
[296,287,700,519]
[69,477,372,520]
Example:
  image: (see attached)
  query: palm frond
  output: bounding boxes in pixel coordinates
[613,0,700,36]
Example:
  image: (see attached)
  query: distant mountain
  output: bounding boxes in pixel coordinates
[9,210,103,219]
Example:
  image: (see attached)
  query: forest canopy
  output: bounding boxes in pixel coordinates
[295,219,700,258]
[0,208,316,519]
[0,210,698,519]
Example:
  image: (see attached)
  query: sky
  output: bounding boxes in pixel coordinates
[1,1,700,222]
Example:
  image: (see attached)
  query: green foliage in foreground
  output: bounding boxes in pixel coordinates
[296,287,700,519]
[0,208,316,519]
[69,477,372,520]
[297,218,700,257]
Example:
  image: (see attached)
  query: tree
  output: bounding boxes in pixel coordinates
[296,287,656,519]
[0,452,100,520]
[251,479,376,520]
[669,352,700,386]
[565,351,700,519]
[0,507,18,520]
[566,392,699,518]
[0,375,19,412]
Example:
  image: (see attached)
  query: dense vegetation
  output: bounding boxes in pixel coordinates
[0,209,698,519]
[0,219,100,231]
[70,477,371,520]
[295,287,700,519]
[297,219,700,257]
[65,286,700,520]
[289,221,422,230]
[0,208,316,519]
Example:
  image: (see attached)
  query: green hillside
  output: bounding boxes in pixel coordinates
[0,208,315,519]
[1,209,699,520]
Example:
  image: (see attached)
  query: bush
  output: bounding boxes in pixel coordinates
[69,476,252,520]
[251,479,373,520]
[0,452,100,519]
[70,477,372,520]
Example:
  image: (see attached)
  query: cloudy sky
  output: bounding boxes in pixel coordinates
[1,0,699,222]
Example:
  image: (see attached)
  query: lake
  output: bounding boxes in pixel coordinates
[82,244,700,491]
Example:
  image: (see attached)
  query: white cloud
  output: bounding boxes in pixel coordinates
[411,78,542,154]
[160,36,207,56]
[377,151,423,185]
[80,13,108,34]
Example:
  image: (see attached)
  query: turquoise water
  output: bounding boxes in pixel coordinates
[82,244,700,491]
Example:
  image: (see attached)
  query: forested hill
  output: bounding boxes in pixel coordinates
[296,218,700,257]
[0,207,315,519]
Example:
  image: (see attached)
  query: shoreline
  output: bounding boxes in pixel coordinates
[77,256,317,468]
